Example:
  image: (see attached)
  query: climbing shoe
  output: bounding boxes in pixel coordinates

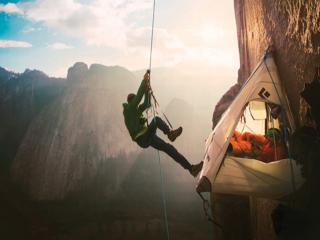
[167,127,183,142]
[189,161,203,177]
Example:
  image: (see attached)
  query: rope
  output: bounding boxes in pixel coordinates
[148,0,156,71]
[271,117,278,161]
[148,1,170,239]
[146,0,173,130]
[264,56,297,197]
[156,142,170,240]
[152,103,170,240]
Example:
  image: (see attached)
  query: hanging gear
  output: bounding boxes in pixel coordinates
[145,70,173,130]
[197,191,223,229]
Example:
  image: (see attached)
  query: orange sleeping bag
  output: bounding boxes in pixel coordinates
[230,131,286,162]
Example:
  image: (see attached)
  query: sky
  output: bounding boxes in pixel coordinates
[0,0,239,78]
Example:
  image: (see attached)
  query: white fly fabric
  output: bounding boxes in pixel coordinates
[198,53,303,198]
[213,156,304,199]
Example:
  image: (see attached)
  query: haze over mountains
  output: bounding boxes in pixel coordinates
[0,66,65,170]
[0,61,236,199]
[0,62,235,239]
[12,63,139,199]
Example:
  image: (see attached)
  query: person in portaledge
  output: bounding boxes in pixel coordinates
[228,128,286,162]
[122,70,203,177]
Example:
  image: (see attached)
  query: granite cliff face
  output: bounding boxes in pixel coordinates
[234,0,320,124]
[214,1,320,129]
[235,1,320,239]
[0,67,64,170]
[0,63,213,239]
[211,1,320,239]
[11,63,138,200]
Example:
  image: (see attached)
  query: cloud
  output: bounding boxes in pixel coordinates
[22,27,36,33]
[13,0,238,72]
[0,40,32,48]
[125,27,187,66]
[20,0,152,48]
[0,3,23,14]
[22,27,42,33]
[124,26,239,69]
[48,42,74,49]
[128,27,185,49]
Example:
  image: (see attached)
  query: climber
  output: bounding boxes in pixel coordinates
[228,128,287,162]
[122,70,203,177]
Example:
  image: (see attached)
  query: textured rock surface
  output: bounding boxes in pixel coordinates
[12,64,138,200]
[235,1,320,239]
[235,0,320,125]
[211,83,241,129]
[2,64,215,239]
[0,67,64,170]
[211,1,320,239]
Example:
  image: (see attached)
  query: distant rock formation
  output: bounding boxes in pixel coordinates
[0,66,16,81]
[1,64,213,239]
[67,62,89,82]
[12,64,139,200]
[0,67,64,170]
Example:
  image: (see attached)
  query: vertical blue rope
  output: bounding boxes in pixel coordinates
[148,0,170,238]
[149,0,156,71]
[156,148,170,240]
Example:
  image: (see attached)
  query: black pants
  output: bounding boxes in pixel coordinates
[136,117,192,170]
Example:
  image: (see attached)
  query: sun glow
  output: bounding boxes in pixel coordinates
[199,26,225,44]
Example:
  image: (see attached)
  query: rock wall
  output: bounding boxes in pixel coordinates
[235,0,320,124]
[212,1,320,239]
[3,63,216,239]
[0,68,64,170]
[235,1,320,239]
[11,63,138,200]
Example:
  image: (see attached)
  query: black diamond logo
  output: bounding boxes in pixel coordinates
[258,87,271,99]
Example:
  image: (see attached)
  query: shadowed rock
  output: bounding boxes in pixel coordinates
[12,64,139,200]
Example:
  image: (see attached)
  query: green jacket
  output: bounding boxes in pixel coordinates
[123,79,151,140]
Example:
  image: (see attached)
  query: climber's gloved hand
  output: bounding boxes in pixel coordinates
[143,70,150,81]
[144,70,151,91]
